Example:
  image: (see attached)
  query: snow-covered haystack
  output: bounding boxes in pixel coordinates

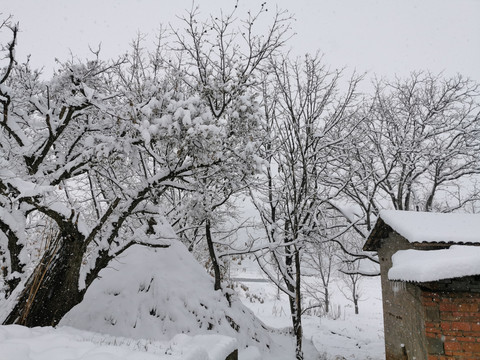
[60,241,272,350]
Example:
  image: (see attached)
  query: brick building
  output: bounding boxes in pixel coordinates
[363,210,480,360]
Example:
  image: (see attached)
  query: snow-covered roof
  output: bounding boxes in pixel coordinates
[380,210,480,244]
[364,210,480,251]
[388,245,480,282]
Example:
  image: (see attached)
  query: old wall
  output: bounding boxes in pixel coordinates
[377,233,427,360]
[422,276,480,359]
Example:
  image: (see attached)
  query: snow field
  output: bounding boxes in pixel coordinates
[231,256,385,359]
[0,325,236,360]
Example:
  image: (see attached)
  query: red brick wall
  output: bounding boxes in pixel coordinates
[422,289,480,359]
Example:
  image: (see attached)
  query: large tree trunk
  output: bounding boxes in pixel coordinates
[3,230,86,327]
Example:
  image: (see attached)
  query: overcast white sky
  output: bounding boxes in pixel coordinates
[2,0,480,82]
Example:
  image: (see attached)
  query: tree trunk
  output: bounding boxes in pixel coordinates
[3,230,86,327]
[285,243,303,360]
[293,250,303,360]
[0,219,24,296]
[324,286,329,314]
[205,219,222,291]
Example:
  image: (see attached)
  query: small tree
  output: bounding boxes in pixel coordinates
[303,237,337,315]
[338,261,362,315]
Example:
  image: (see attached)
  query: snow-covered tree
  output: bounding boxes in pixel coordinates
[164,4,290,292]
[325,72,480,278]
[340,73,480,230]
[249,53,363,360]
[0,6,291,327]
[1,41,130,324]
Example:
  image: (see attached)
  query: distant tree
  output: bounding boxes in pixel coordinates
[328,72,480,277]
[338,73,480,232]
[303,230,338,315]
[338,263,362,315]
[336,233,364,315]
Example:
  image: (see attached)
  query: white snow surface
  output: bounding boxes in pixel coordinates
[0,325,236,360]
[379,210,480,244]
[388,245,480,282]
[231,257,385,359]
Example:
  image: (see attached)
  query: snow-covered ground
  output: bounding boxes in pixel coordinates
[0,325,238,360]
[0,244,384,360]
[231,258,385,360]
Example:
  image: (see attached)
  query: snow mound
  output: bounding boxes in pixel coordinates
[61,241,272,350]
[380,210,480,244]
[388,245,480,282]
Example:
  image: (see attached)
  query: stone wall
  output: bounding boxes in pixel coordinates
[377,233,427,360]
[421,276,480,359]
